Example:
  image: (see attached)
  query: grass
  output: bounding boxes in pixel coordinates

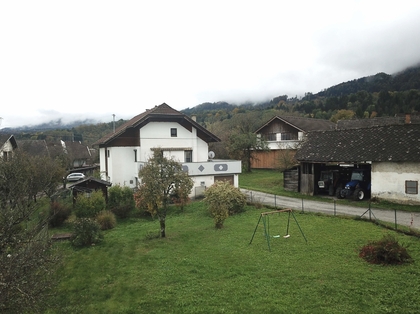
[239,169,420,212]
[45,201,420,314]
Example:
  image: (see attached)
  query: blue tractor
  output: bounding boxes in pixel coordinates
[336,169,371,201]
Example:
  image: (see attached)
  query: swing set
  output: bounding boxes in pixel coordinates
[249,208,307,251]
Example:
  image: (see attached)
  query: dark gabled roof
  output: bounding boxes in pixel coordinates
[68,176,112,187]
[94,103,220,146]
[296,124,420,163]
[46,142,65,159]
[255,116,335,133]
[63,141,92,159]
[16,140,49,156]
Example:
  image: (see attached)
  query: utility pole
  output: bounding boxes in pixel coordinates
[113,114,116,133]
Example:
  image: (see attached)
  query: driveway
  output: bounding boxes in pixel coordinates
[241,189,420,231]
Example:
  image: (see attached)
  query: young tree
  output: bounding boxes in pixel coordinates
[134,150,194,238]
[0,151,61,313]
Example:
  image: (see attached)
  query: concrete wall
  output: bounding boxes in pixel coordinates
[372,161,420,204]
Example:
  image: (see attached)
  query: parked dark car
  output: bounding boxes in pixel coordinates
[66,173,86,182]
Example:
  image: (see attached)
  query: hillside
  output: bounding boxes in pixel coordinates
[2,64,420,145]
[183,64,420,124]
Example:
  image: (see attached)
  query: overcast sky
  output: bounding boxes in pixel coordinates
[1,0,420,128]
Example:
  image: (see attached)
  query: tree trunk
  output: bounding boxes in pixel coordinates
[159,219,166,238]
[246,148,252,172]
[158,211,166,238]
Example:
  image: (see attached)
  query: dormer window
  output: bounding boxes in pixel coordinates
[171,128,177,137]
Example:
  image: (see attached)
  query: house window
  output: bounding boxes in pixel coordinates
[405,181,418,194]
[3,151,9,161]
[185,150,192,162]
[266,133,276,141]
[134,149,137,162]
[281,132,292,140]
[171,128,177,137]
[107,150,110,158]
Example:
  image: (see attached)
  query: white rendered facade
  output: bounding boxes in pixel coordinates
[371,161,420,205]
[97,104,241,195]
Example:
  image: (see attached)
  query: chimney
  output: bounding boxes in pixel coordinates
[191,115,197,122]
[405,113,411,124]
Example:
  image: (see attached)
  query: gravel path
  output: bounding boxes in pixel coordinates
[241,189,420,231]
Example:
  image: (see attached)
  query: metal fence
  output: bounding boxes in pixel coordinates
[242,189,420,232]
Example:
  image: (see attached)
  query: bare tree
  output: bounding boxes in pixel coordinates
[0,151,62,313]
[275,141,301,172]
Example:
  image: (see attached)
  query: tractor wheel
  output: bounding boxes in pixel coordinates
[336,187,344,199]
[354,188,365,200]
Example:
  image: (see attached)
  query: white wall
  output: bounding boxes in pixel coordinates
[139,122,208,162]
[0,140,13,154]
[109,147,138,186]
[372,161,420,204]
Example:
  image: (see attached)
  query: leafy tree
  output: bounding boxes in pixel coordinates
[330,109,356,123]
[0,151,60,313]
[134,150,194,238]
[31,155,66,199]
[204,181,247,228]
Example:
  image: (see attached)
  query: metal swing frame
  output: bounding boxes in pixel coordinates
[249,208,307,251]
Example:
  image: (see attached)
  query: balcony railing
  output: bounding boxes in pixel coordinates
[136,159,242,176]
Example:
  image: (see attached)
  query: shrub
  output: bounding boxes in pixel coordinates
[359,234,412,265]
[108,185,135,218]
[204,181,247,228]
[74,190,106,218]
[48,201,72,227]
[71,218,103,247]
[111,204,133,219]
[96,210,117,230]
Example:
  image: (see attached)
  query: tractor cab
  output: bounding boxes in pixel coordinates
[337,169,371,200]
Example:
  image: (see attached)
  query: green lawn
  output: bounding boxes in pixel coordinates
[46,201,420,314]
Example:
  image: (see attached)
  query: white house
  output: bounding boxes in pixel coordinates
[0,134,17,160]
[94,103,242,197]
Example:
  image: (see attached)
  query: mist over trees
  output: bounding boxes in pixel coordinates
[3,64,420,161]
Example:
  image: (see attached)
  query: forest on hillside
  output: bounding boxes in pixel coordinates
[3,64,420,157]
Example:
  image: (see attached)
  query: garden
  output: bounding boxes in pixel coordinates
[43,186,420,314]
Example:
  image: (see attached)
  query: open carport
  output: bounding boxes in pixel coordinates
[295,123,420,205]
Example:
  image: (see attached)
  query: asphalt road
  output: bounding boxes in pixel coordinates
[241,189,420,231]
